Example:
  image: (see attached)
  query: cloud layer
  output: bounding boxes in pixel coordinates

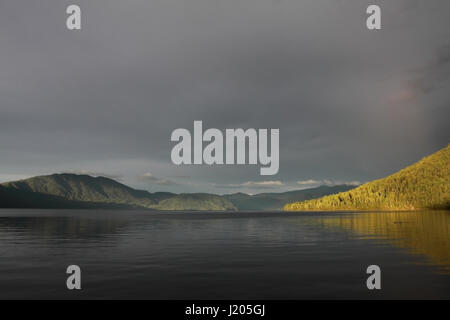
[0,1,449,194]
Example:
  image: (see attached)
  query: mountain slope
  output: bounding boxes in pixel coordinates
[225,185,355,211]
[156,193,236,211]
[0,174,235,211]
[2,174,162,208]
[284,144,450,211]
[0,185,133,209]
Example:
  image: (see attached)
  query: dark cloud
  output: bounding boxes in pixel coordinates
[0,0,449,194]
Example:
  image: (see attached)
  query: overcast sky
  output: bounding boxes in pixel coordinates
[0,0,449,194]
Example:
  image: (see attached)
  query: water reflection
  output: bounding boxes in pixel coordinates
[0,213,130,241]
[316,211,450,273]
[0,210,449,298]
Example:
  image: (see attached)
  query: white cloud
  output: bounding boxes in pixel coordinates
[139,172,177,186]
[297,179,360,187]
[242,181,284,187]
[219,180,284,189]
[297,179,321,185]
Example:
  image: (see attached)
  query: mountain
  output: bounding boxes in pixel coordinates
[2,174,164,208]
[224,185,355,211]
[155,193,236,211]
[0,173,352,211]
[0,174,235,211]
[0,184,133,209]
[284,144,450,211]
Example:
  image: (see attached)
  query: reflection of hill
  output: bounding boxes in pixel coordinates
[0,215,130,240]
[317,211,450,273]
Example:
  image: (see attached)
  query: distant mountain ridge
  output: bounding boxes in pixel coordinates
[2,145,448,212]
[284,144,450,211]
[224,185,355,211]
[0,173,352,211]
[1,174,234,211]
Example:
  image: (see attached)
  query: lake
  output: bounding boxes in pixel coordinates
[0,209,448,299]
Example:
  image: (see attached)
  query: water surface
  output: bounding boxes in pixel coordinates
[0,209,448,299]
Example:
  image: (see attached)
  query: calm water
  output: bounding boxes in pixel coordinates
[0,209,449,299]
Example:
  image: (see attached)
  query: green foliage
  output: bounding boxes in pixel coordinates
[284,144,450,211]
[0,174,352,211]
[156,193,236,211]
[0,185,131,209]
[2,174,160,208]
[224,185,355,211]
[1,174,236,211]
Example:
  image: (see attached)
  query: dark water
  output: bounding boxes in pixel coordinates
[0,209,449,299]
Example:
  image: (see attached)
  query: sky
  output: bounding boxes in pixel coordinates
[0,0,449,194]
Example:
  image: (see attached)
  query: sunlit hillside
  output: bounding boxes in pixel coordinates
[284,144,450,211]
